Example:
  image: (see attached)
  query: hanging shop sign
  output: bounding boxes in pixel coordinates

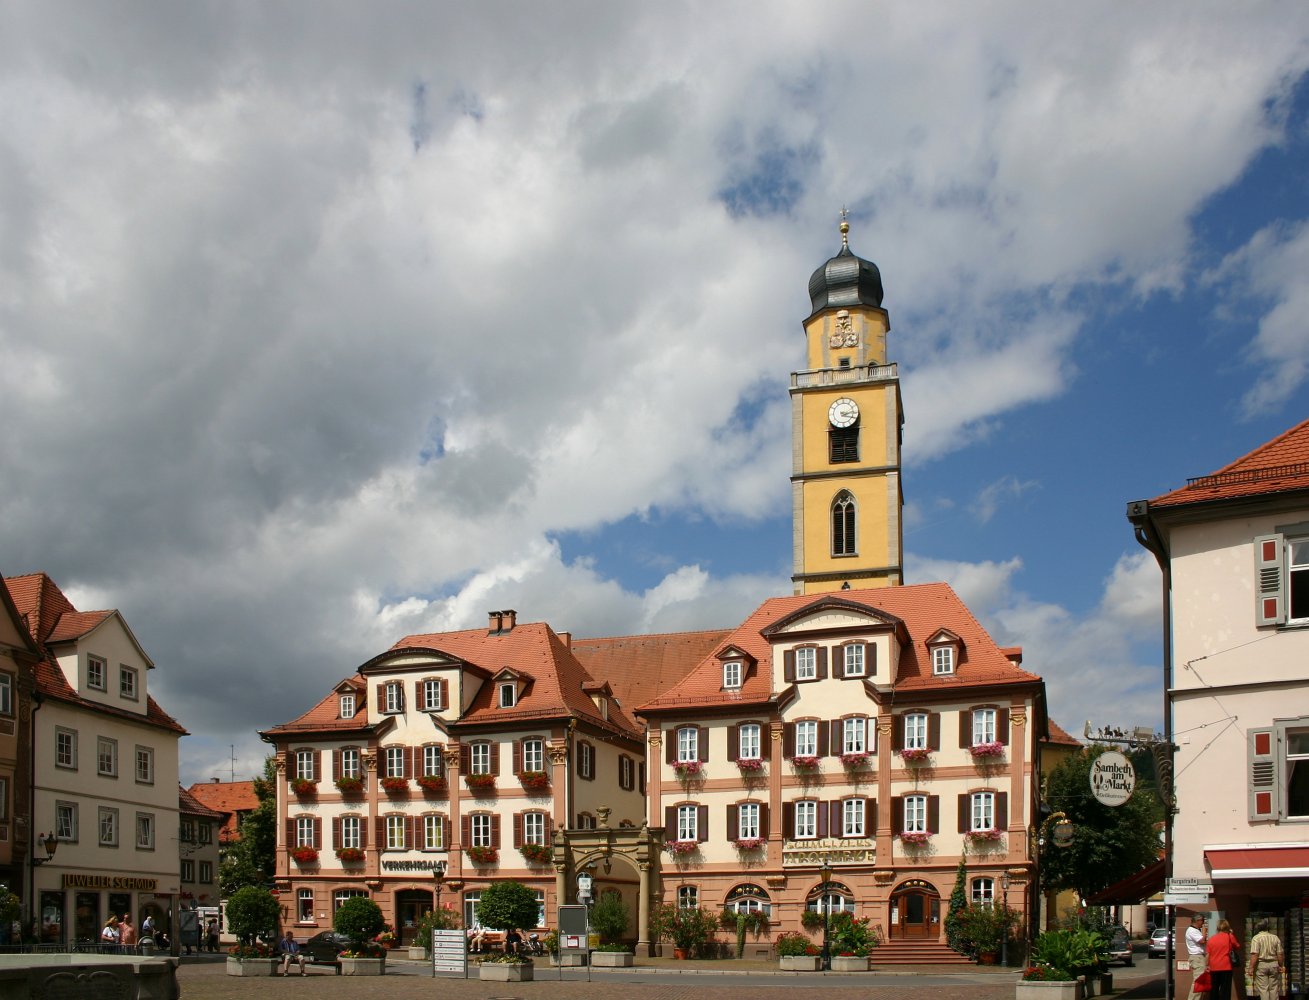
[1090,750,1136,807]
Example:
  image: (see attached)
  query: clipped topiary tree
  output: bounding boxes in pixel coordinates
[226,886,281,947]
[944,854,969,954]
[476,880,540,934]
[334,896,386,954]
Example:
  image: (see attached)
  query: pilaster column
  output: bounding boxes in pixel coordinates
[637,861,651,956]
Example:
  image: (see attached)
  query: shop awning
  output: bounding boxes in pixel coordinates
[1087,859,1166,904]
[1205,845,1309,880]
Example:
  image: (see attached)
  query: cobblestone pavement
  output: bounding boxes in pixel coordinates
[176,958,1166,1000]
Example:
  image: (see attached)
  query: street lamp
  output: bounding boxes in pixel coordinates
[432,860,446,911]
[31,833,57,867]
[1000,872,1011,968]
[818,861,833,971]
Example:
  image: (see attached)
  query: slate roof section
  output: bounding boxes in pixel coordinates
[637,582,1039,714]
[3,573,185,735]
[1151,417,1309,509]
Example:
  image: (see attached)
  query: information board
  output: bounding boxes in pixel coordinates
[432,928,467,978]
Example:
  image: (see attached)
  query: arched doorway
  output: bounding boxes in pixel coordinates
[890,879,941,939]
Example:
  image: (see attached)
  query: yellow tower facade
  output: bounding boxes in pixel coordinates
[791,219,904,594]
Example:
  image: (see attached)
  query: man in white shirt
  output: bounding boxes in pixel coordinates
[1185,914,1208,1000]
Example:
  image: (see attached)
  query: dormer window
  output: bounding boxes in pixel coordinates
[340,693,355,719]
[88,655,106,691]
[499,683,517,708]
[795,647,817,680]
[842,644,865,677]
[383,681,404,714]
[932,646,955,675]
[723,661,742,689]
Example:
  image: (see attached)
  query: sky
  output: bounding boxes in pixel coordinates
[2,2,1308,787]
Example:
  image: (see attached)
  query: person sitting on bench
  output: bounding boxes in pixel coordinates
[278,930,307,976]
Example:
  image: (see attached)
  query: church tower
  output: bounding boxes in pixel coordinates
[791,215,904,594]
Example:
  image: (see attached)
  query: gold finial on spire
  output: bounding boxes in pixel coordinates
[839,205,850,248]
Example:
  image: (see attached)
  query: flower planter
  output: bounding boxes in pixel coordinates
[591,951,634,967]
[340,957,385,976]
[226,957,276,977]
[831,955,869,971]
[479,963,534,982]
[552,953,587,966]
[780,955,821,971]
[1017,980,1082,1000]
[407,946,427,960]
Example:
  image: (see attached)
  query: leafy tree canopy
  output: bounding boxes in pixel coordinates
[476,881,540,932]
[1040,746,1162,899]
[219,757,277,897]
[226,886,281,944]
[334,896,385,946]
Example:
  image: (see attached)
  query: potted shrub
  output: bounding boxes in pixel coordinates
[336,896,387,976]
[475,881,540,982]
[592,942,634,967]
[970,741,1006,759]
[416,774,447,795]
[665,840,699,859]
[410,904,461,959]
[672,760,703,779]
[651,904,718,959]
[519,770,550,791]
[225,886,280,976]
[956,903,1018,963]
[589,891,630,964]
[829,911,880,970]
[776,931,820,971]
[733,837,765,853]
[840,751,871,768]
[1018,927,1105,1000]
[335,775,363,795]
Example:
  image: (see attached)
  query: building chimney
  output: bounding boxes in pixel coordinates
[559,631,571,649]
[488,611,503,634]
[501,609,517,631]
[212,777,220,783]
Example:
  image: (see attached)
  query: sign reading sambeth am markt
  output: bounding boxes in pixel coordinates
[1089,750,1136,807]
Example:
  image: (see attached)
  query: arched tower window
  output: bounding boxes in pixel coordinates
[832,491,857,556]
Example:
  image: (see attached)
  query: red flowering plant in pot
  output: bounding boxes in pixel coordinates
[465,773,497,792]
[736,757,765,774]
[335,775,364,795]
[465,845,498,864]
[518,770,550,791]
[290,845,319,864]
[520,843,552,865]
[672,760,703,779]
[897,747,931,763]
[335,847,365,864]
[416,774,448,795]
[380,776,409,795]
[289,777,316,796]
[789,755,820,769]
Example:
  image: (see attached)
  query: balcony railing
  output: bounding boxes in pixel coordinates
[791,364,898,389]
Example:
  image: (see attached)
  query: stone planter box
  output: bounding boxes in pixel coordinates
[591,951,634,967]
[831,955,870,971]
[479,962,534,982]
[340,956,385,976]
[226,957,276,977]
[780,955,821,971]
[551,953,588,966]
[407,946,428,961]
[1017,980,1083,1000]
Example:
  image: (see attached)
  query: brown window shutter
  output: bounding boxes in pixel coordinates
[927,796,940,835]
[816,647,828,680]
[891,796,903,833]
[313,817,321,849]
[459,744,470,775]
[460,815,470,846]
[375,816,386,848]
[782,803,795,840]
[831,721,845,756]
[665,732,676,765]
[513,812,523,848]
[870,799,877,833]
[996,793,1008,829]
[830,801,842,837]
[997,707,1009,745]
[958,794,970,833]
[760,803,770,839]
[406,815,416,849]
[639,763,646,795]
[359,820,368,850]
[816,800,829,839]
[332,816,341,846]
[928,712,941,752]
[697,805,708,842]
[491,813,501,846]
[490,742,500,776]
[544,812,552,837]
[665,805,675,833]
[332,749,341,780]
[441,816,449,848]
[727,804,739,840]
[513,740,523,775]
[960,711,971,748]
[869,719,878,754]
[698,726,709,763]
[866,643,876,677]
[892,715,904,752]
[783,723,796,758]
[414,679,423,709]
[727,725,739,762]
[817,721,830,757]
[284,818,294,847]
[784,649,796,683]
[833,647,845,679]
[439,678,448,709]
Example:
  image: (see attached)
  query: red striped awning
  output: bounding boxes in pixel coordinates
[1205,846,1309,879]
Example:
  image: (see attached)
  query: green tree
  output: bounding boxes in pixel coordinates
[219,757,278,897]
[226,886,281,945]
[1040,746,1162,899]
[476,881,540,932]
[944,854,969,953]
[589,891,630,945]
[334,896,385,950]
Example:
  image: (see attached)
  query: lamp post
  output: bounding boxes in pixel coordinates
[28,833,56,944]
[432,860,446,913]
[1000,872,1011,968]
[818,861,833,971]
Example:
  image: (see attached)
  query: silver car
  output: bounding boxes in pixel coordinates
[1147,927,1173,958]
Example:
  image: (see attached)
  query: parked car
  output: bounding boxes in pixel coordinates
[302,931,352,966]
[1148,927,1174,958]
[1108,926,1134,966]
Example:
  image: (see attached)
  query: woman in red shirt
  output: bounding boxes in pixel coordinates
[1206,919,1241,1000]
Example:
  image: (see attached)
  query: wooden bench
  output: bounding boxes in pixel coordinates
[469,932,504,953]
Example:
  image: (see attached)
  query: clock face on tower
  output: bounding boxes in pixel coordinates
[828,397,859,428]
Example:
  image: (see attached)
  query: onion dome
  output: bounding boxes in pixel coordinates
[807,214,883,317]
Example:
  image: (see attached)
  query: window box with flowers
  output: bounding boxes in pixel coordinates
[465,773,497,792]
[665,840,699,857]
[380,776,409,795]
[970,741,1006,759]
[336,847,366,864]
[416,775,448,796]
[519,770,550,792]
[335,776,364,795]
[840,751,871,768]
[672,760,703,779]
[290,778,317,796]
[789,755,820,769]
[733,837,765,852]
[736,757,765,774]
[290,845,319,864]
[966,828,1004,845]
[896,831,931,847]
[520,843,552,865]
[465,845,498,864]
[897,747,931,763]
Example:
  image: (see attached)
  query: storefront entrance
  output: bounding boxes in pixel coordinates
[395,890,433,946]
[890,881,941,938]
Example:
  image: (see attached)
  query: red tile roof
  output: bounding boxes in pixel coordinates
[3,573,185,735]
[1044,719,1083,747]
[637,582,1039,714]
[1151,417,1309,509]
[178,784,227,819]
[571,629,731,714]
[186,780,260,843]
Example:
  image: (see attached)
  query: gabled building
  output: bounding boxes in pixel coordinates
[177,785,223,911]
[185,779,259,847]
[1129,417,1309,978]
[0,577,39,910]
[5,573,186,945]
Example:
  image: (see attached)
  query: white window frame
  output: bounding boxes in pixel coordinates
[384,681,403,714]
[340,815,361,850]
[295,749,315,780]
[523,812,547,846]
[463,892,482,929]
[421,745,443,777]
[386,815,406,850]
[98,807,118,847]
[971,792,996,831]
[470,742,492,775]
[973,708,997,745]
[676,804,699,842]
[181,859,195,882]
[843,644,865,677]
[423,814,445,850]
[470,814,493,848]
[119,665,138,700]
[339,693,355,719]
[97,737,118,777]
[136,812,155,850]
[298,889,314,922]
[843,718,867,754]
[903,794,927,834]
[0,673,11,716]
[739,723,761,760]
[932,646,955,675]
[619,754,634,789]
[422,679,444,711]
[56,729,77,769]
[341,747,362,779]
[56,801,77,842]
[135,746,154,784]
[677,727,699,763]
[972,877,995,906]
[794,800,817,839]
[723,661,742,689]
[738,802,760,840]
[842,798,865,837]
[295,816,315,847]
[677,885,698,909]
[904,713,927,750]
[795,720,818,757]
[498,683,517,708]
[87,655,106,691]
[385,746,405,778]
[795,647,817,680]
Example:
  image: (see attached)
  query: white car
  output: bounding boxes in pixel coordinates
[1148,927,1174,958]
